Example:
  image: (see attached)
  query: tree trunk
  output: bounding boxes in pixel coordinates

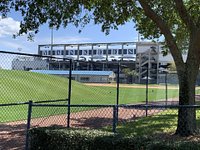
[175,65,198,136]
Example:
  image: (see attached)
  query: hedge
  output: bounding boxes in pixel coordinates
[29,127,200,150]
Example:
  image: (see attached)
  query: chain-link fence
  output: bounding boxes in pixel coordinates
[0,51,70,149]
[1,50,200,149]
[26,103,200,148]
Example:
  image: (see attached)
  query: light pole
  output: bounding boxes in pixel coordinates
[50,27,54,57]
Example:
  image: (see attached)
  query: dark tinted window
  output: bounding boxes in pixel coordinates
[123,49,127,54]
[98,49,103,55]
[128,49,133,54]
[70,50,74,55]
[56,50,61,55]
[113,49,118,55]
[43,51,47,55]
[134,48,136,54]
[83,50,88,55]
[118,49,122,54]
[108,49,112,54]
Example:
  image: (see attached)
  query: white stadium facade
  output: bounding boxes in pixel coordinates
[12,41,187,84]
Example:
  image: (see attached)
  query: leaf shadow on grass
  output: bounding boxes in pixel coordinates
[69,113,178,135]
[71,117,114,128]
[117,114,178,136]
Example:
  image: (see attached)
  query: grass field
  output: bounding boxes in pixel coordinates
[0,69,180,104]
[0,69,185,123]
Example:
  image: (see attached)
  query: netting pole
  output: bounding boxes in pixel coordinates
[67,59,72,128]
[25,100,33,150]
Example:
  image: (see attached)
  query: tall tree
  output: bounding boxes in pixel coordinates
[122,68,138,83]
[1,0,200,136]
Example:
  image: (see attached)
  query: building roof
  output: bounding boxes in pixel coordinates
[31,70,114,76]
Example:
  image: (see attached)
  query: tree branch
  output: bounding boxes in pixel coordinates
[174,1,200,66]
[138,0,184,67]
[174,0,195,30]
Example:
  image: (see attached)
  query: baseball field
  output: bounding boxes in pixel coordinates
[0,69,195,123]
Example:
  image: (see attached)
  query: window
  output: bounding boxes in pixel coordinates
[65,50,69,55]
[93,50,97,55]
[43,51,47,55]
[123,49,127,54]
[134,48,136,54]
[83,50,88,55]
[113,49,118,55]
[57,50,61,55]
[103,50,107,54]
[98,49,103,55]
[52,50,55,55]
[118,49,122,54]
[80,77,90,81]
[108,49,112,54]
[75,50,78,55]
[128,49,133,54]
[61,50,64,55]
[79,50,82,55]
[70,50,74,55]
[101,77,107,81]
[89,50,92,55]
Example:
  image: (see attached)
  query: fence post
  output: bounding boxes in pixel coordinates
[116,62,120,124]
[67,59,72,128]
[165,72,168,105]
[145,67,149,117]
[112,105,117,133]
[25,100,33,150]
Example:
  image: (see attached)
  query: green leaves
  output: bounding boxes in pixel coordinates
[0,0,199,54]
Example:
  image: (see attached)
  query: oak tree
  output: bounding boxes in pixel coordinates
[1,0,200,136]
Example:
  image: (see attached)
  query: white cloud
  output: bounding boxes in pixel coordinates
[0,17,20,37]
[55,36,91,43]
[35,36,91,44]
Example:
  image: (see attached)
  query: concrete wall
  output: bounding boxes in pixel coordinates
[12,59,48,70]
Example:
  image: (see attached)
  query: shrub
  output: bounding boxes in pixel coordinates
[29,127,200,150]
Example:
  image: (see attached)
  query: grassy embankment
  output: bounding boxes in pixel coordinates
[0,69,179,122]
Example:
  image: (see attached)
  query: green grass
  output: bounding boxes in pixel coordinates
[116,110,179,136]
[104,110,200,138]
[0,69,181,123]
[0,69,180,105]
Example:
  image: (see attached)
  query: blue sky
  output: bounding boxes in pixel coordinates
[0,12,139,54]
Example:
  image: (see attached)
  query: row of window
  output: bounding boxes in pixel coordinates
[40,49,136,56]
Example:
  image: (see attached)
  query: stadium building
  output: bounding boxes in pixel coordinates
[12,41,180,83]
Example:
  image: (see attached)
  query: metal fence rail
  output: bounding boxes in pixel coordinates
[27,102,200,133]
